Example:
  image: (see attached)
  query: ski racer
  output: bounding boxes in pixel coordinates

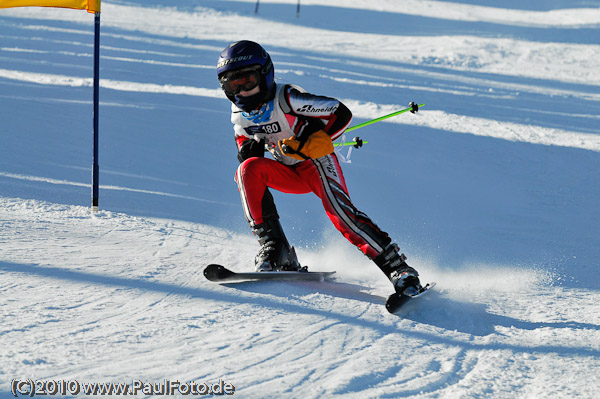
[217,40,422,295]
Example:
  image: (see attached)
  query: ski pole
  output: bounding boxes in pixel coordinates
[333,137,368,148]
[333,102,422,149]
[345,102,423,133]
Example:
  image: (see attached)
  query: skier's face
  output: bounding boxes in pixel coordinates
[237,85,260,97]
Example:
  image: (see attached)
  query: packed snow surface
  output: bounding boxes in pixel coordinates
[1,0,599,398]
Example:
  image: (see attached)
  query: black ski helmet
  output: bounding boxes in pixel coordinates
[217,40,275,111]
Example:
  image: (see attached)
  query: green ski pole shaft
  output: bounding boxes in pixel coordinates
[345,103,424,133]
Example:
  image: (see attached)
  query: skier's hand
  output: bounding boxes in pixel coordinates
[237,138,265,163]
[278,130,334,161]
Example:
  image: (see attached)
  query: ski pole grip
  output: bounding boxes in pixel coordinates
[409,102,419,113]
[281,143,292,154]
[353,136,363,148]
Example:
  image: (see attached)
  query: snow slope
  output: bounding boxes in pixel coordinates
[1,0,599,397]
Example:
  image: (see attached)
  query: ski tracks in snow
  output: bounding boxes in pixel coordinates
[2,198,599,397]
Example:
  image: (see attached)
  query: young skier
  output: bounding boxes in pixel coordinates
[217,40,422,295]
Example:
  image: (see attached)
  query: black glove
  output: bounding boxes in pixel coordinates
[237,139,265,163]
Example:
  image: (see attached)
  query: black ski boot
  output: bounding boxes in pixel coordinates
[251,218,301,272]
[374,243,422,295]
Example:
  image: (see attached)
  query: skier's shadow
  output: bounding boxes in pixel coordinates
[393,290,600,337]
[221,279,386,307]
[227,280,600,337]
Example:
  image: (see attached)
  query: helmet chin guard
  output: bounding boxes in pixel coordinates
[233,91,267,112]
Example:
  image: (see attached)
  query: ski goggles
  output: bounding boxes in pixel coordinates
[219,67,261,96]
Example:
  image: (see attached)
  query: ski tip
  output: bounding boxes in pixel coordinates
[385,281,436,314]
[385,293,411,314]
[204,263,224,275]
[204,264,235,281]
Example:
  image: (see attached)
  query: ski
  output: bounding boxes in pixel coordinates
[203,264,335,283]
[385,282,436,314]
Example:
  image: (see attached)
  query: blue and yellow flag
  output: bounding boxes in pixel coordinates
[0,0,100,13]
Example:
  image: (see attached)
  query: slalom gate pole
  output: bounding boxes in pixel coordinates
[91,11,101,212]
